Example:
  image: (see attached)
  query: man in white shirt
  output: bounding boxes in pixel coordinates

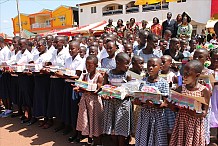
[0,36,11,65]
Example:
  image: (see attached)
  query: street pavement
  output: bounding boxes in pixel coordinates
[0,116,217,146]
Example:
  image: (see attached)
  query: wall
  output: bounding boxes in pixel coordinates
[79,0,211,34]
[52,6,73,28]
[13,14,31,34]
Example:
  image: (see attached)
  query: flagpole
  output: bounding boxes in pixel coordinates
[161,0,163,23]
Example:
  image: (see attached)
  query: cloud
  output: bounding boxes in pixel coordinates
[2,20,9,23]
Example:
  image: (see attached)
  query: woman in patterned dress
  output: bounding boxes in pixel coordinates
[169,60,210,146]
[115,19,126,38]
[76,56,104,145]
[151,17,162,38]
[134,57,169,146]
[128,18,139,35]
[102,52,133,146]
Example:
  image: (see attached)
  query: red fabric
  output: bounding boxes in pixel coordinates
[211,0,218,17]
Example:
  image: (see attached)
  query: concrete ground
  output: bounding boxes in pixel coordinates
[0,116,217,146]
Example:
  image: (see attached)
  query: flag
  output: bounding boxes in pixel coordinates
[134,0,161,5]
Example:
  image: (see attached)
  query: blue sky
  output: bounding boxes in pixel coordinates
[0,0,90,36]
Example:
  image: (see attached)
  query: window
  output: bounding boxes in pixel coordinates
[59,16,66,22]
[177,0,186,3]
[91,6,97,13]
[80,9,83,12]
[45,20,51,26]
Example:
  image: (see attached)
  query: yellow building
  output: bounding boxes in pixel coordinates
[12,13,31,35]
[12,5,78,35]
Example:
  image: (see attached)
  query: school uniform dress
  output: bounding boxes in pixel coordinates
[47,48,70,119]
[135,77,169,146]
[136,49,157,63]
[103,70,133,137]
[0,46,11,100]
[47,45,56,56]
[169,84,206,146]
[101,57,116,70]
[17,50,34,107]
[6,50,21,105]
[32,52,52,117]
[76,72,104,137]
[61,55,83,128]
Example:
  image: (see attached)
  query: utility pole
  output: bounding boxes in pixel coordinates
[16,0,22,36]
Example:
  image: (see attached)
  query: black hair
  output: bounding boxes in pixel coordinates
[185,60,203,74]
[164,30,172,35]
[195,48,209,56]
[170,38,180,44]
[38,39,46,46]
[27,40,33,47]
[13,36,21,42]
[117,19,123,23]
[86,55,98,65]
[138,29,149,37]
[210,48,218,58]
[148,57,162,65]
[130,18,135,22]
[153,17,159,24]
[132,55,144,64]
[212,33,216,37]
[147,33,158,42]
[80,46,87,51]
[189,39,197,44]
[159,39,166,43]
[19,38,27,44]
[46,35,54,40]
[69,41,80,48]
[89,45,98,51]
[115,52,130,62]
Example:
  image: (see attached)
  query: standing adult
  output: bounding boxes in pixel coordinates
[140,20,150,33]
[129,18,139,35]
[177,13,193,41]
[115,19,125,38]
[104,19,116,34]
[151,17,162,38]
[162,12,177,38]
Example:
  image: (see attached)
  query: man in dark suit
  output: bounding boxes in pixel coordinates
[162,12,177,38]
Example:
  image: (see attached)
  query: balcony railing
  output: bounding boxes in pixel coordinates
[126,7,139,13]
[102,9,123,16]
[31,23,51,29]
[143,3,169,12]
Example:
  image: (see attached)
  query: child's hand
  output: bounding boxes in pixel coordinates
[159,100,168,108]
[198,79,206,86]
[101,95,110,100]
[145,100,154,107]
[132,98,141,105]
[73,86,80,92]
[55,71,63,77]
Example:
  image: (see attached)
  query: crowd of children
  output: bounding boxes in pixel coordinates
[0,15,218,146]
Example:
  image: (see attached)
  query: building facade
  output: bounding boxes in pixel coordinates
[78,0,212,34]
[12,5,78,35]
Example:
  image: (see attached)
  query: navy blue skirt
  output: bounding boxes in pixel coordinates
[0,73,11,99]
[18,74,34,107]
[61,81,81,128]
[10,75,19,105]
[33,74,51,117]
[46,78,65,119]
